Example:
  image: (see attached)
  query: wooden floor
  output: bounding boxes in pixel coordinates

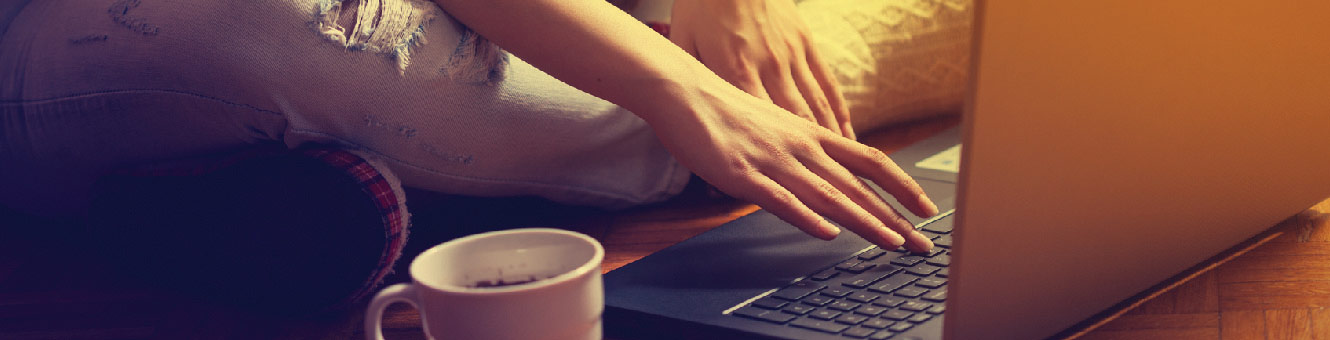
[1080,199,1330,340]
[2,116,1328,339]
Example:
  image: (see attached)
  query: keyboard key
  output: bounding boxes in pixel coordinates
[915,278,947,289]
[836,259,863,271]
[872,296,907,307]
[843,265,900,289]
[921,221,953,234]
[881,309,914,321]
[829,301,862,311]
[875,249,907,259]
[843,276,885,289]
[899,301,932,312]
[835,313,870,325]
[854,304,888,316]
[869,330,896,340]
[784,304,815,315]
[810,269,841,281]
[847,292,881,303]
[790,317,850,334]
[847,262,878,274]
[809,309,842,320]
[764,312,798,323]
[822,287,854,298]
[933,235,952,248]
[868,276,918,294]
[890,256,926,267]
[773,281,825,300]
[733,306,796,324]
[803,295,834,307]
[922,289,948,302]
[893,287,928,298]
[752,297,788,309]
[734,306,767,318]
[889,322,914,332]
[842,326,877,338]
[737,230,966,337]
[858,248,888,260]
[908,313,933,323]
[905,264,940,276]
[861,318,895,329]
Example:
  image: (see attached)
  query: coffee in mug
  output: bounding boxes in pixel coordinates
[364,228,604,340]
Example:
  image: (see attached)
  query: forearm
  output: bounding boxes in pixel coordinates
[432,0,940,252]
[430,0,707,123]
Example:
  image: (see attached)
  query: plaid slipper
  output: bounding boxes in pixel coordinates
[87,145,409,316]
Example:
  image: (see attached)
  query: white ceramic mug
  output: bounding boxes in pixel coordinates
[364,228,604,340]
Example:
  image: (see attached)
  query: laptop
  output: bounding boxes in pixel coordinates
[603,1,1330,339]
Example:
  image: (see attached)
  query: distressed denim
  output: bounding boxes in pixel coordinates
[1,0,691,216]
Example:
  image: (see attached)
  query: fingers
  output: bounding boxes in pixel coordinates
[671,2,849,138]
[790,52,845,140]
[798,151,933,252]
[763,64,826,132]
[741,174,841,241]
[824,137,939,219]
[806,45,855,140]
[766,164,901,248]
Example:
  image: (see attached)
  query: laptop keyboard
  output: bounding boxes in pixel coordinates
[730,211,955,339]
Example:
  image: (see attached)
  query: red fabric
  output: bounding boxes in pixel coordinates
[303,149,409,307]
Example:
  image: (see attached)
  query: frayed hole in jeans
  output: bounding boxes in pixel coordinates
[313,0,438,72]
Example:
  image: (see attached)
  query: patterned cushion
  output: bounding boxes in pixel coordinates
[799,0,974,128]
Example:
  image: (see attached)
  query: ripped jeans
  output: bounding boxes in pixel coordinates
[1,0,691,215]
[2,0,976,216]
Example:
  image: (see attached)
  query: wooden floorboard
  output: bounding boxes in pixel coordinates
[1311,308,1330,340]
[1087,199,1330,339]
[1096,314,1220,331]
[1264,309,1313,340]
[1173,272,1221,314]
[1078,328,1221,340]
[1221,310,1268,340]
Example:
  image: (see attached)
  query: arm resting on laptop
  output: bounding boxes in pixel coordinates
[430,0,940,251]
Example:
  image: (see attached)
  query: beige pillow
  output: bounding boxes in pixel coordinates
[799,0,973,131]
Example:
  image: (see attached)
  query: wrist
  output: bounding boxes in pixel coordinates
[616,57,716,126]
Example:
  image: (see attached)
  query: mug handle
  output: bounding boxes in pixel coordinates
[365,283,419,340]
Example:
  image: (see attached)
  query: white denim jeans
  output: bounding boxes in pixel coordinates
[1,0,973,216]
[2,0,695,216]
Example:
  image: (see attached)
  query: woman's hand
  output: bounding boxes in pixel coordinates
[647,74,939,252]
[431,0,935,251]
[670,0,855,139]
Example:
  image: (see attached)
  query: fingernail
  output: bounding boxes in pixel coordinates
[822,221,841,240]
[924,197,940,217]
[915,231,935,250]
[888,231,906,248]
